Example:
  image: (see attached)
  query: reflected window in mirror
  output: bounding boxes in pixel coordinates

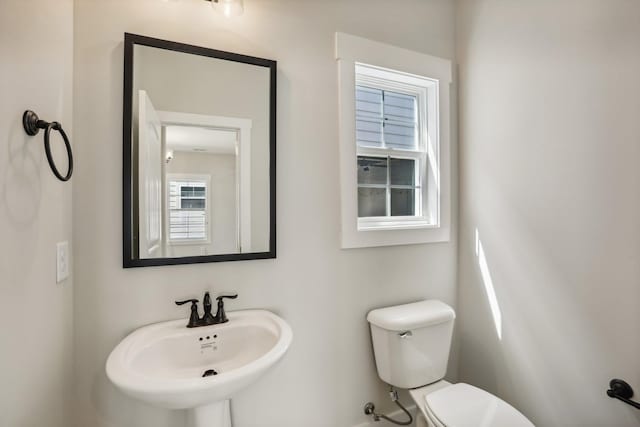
[167,176,210,243]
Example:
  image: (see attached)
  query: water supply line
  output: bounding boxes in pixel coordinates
[363,387,413,426]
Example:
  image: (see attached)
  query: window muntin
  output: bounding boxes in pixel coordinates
[168,178,209,242]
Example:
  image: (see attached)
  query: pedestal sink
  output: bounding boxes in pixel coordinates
[106,310,292,427]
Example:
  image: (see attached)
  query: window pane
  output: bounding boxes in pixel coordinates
[358,187,386,217]
[356,86,383,118]
[356,86,383,147]
[383,91,416,122]
[181,186,206,198]
[383,90,417,149]
[384,122,416,149]
[169,210,206,240]
[181,199,205,210]
[358,156,387,185]
[356,118,383,147]
[390,158,415,186]
[391,189,415,216]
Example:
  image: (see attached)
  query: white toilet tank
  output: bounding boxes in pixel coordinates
[367,300,455,389]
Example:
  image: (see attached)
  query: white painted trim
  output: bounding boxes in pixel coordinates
[138,90,163,257]
[336,32,452,248]
[157,111,252,253]
[336,33,452,83]
[157,111,252,131]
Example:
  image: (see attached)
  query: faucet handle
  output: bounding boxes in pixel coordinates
[175,298,198,306]
[175,299,201,328]
[214,293,238,324]
[216,293,238,301]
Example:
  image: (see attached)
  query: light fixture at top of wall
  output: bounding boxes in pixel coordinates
[208,0,244,17]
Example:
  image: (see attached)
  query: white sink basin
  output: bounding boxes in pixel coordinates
[106,310,292,426]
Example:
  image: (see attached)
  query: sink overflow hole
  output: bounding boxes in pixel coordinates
[202,369,218,377]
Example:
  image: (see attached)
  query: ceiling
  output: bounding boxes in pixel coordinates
[165,125,237,154]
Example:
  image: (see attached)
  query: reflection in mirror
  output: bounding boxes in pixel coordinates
[124,34,276,267]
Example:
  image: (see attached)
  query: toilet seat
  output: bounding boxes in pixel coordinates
[423,383,534,427]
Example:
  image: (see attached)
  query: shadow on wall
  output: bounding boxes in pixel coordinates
[0,112,44,285]
[2,112,42,228]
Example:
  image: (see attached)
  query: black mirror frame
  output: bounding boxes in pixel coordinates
[122,33,276,268]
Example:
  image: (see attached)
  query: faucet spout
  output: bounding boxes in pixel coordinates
[202,292,215,325]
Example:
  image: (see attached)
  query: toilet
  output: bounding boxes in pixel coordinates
[367,300,534,427]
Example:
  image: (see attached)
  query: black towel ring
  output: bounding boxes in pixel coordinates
[607,379,640,410]
[22,110,73,182]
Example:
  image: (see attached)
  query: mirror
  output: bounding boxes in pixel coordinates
[123,34,276,267]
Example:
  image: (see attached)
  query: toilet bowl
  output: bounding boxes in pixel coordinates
[367,300,534,427]
[410,381,533,427]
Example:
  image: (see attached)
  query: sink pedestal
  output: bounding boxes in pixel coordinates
[188,400,231,427]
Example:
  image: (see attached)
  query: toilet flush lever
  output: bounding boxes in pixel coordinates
[398,331,412,339]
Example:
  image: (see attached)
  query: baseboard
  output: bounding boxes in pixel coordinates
[351,404,418,427]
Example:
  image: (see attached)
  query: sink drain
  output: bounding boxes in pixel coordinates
[202,369,218,377]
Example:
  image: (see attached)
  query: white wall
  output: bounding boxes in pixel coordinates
[72,1,457,426]
[456,1,640,426]
[0,1,74,426]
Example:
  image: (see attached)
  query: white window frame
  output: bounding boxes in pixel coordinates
[336,32,452,248]
[166,174,211,245]
[355,64,435,230]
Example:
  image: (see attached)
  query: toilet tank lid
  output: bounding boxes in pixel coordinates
[367,300,455,331]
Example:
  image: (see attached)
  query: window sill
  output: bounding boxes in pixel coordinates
[358,217,437,231]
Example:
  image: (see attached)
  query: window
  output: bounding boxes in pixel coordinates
[336,32,452,248]
[355,67,430,230]
[167,175,210,243]
[355,63,433,231]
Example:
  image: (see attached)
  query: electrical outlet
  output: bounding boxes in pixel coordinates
[56,241,69,283]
